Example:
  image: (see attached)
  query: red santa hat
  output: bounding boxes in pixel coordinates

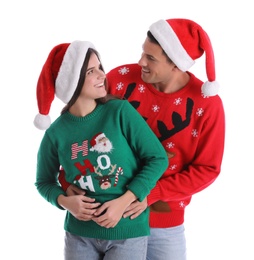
[149,18,220,96]
[90,132,105,148]
[33,40,96,130]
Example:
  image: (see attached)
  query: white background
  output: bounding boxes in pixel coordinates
[1,0,253,259]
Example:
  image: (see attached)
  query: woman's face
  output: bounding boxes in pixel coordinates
[81,52,107,100]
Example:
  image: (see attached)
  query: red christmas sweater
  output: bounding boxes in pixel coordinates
[106,63,225,228]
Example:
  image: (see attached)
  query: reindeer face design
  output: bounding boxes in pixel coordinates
[95,175,115,189]
[94,164,116,190]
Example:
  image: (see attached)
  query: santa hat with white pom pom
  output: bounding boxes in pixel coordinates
[33,40,95,130]
[149,18,220,96]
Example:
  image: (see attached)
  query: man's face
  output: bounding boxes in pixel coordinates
[138,37,175,85]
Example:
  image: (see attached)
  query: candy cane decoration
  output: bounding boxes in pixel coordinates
[114,167,123,186]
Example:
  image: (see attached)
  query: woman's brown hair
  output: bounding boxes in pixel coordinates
[61,48,118,115]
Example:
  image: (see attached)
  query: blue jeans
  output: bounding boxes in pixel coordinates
[146,224,186,260]
[64,231,148,260]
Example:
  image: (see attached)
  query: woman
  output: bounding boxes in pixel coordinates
[34,40,168,260]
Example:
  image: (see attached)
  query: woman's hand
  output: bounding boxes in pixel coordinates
[58,194,100,221]
[92,190,137,228]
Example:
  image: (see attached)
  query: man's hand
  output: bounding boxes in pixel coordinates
[66,184,85,196]
[123,197,147,219]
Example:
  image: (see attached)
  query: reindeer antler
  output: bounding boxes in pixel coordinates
[108,164,117,175]
[93,166,103,176]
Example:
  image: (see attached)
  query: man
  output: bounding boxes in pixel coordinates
[61,18,225,260]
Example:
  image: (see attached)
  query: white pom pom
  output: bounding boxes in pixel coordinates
[33,113,51,130]
[201,81,220,97]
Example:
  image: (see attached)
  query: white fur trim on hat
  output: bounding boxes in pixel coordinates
[34,113,51,130]
[202,80,220,97]
[55,41,95,104]
[149,19,195,71]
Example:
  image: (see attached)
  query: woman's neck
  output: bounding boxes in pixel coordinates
[69,99,97,117]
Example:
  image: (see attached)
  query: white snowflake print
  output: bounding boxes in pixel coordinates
[166,142,175,149]
[118,66,129,75]
[179,201,185,208]
[116,82,124,91]
[152,105,160,112]
[138,84,146,93]
[191,129,198,137]
[196,108,204,116]
[169,164,177,170]
[174,97,182,105]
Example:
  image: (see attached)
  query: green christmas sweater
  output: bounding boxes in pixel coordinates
[35,99,168,240]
